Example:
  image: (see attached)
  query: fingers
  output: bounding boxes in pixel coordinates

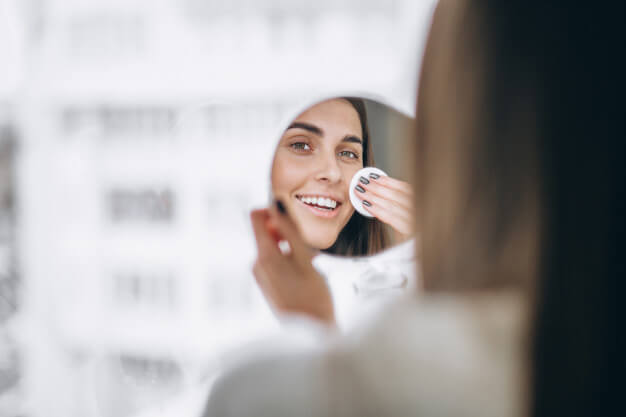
[356,175,413,211]
[250,203,335,325]
[353,185,414,236]
[250,209,280,259]
[361,194,413,235]
[268,200,313,267]
[250,201,313,275]
[374,175,414,196]
[251,211,284,301]
[354,175,414,229]
[253,260,276,298]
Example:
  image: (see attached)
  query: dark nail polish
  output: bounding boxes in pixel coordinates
[355,185,366,193]
[275,199,287,215]
[362,200,372,207]
[359,176,370,185]
[369,173,380,180]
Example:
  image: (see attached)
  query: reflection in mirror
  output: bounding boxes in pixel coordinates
[271,97,415,258]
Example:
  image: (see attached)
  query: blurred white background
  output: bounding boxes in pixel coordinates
[0,0,435,416]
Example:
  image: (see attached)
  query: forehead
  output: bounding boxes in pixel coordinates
[293,99,362,138]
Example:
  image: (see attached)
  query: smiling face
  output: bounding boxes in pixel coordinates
[271,99,364,250]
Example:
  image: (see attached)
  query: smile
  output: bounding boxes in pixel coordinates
[295,194,342,218]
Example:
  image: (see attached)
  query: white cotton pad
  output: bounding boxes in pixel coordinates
[349,167,388,218]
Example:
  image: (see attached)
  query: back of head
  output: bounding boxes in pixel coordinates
[415,1,623,416]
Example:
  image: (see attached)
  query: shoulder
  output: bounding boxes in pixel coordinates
[203,293,525,417]
[332,293,526,417]
[203,350,330,417]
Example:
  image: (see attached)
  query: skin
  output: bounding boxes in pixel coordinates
[271,99,364,250]
[252,205,335,325]
[353,175,414,240]
[257,98,416,325]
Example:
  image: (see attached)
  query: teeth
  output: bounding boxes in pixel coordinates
[298,196,338,209]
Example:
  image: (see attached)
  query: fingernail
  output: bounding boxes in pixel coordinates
[362,200,372,207]
[355,185,366,193]
[359,176,370,185]
[275,199,287,215]
[369,173,380,180]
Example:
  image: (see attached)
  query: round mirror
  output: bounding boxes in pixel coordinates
[270,96,415,258]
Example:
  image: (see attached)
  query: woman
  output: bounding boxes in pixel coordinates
[271,97,413,257]
[204,0,620,415]
[266,97,416,323]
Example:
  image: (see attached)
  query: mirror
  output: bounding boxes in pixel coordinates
[270,96,415,258]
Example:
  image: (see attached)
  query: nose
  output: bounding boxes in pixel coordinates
[315,153,342,184]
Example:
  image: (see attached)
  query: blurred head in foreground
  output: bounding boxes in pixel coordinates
[416,1,621,415]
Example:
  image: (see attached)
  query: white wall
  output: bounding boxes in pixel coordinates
[5,0,436,416]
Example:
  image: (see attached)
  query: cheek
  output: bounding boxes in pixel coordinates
[342,164,362,191]
[271,152,307,197]
[341,204,356,226]
[338,165,360,218]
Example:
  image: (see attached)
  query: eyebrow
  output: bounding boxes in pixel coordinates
[287,122,323,136]
[342,135,363,146]
[287,122,363,146]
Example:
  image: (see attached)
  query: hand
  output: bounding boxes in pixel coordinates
[250,201,335,326]
[353,173,414,240]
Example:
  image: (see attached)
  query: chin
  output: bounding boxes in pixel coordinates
[304,232,339,251]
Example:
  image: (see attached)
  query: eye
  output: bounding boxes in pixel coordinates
[290,142,312,152]
[338,150,359,160]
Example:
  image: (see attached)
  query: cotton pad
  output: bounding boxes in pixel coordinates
[349,167,388,217]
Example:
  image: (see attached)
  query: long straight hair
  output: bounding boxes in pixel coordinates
[417,1,622,416]
[322,97,390,256]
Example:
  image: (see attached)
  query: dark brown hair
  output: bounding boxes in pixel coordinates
[418,1,621,416]
[322,97,390,256]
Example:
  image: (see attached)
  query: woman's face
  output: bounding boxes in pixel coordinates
[271,99,364,249]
